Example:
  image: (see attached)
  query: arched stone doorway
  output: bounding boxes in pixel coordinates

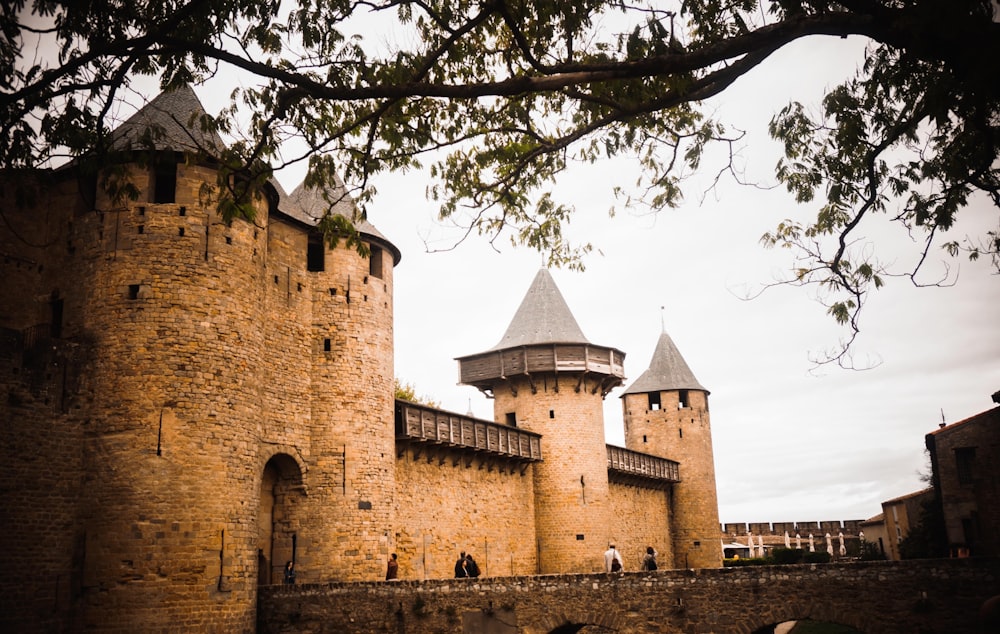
[258,453,304,586]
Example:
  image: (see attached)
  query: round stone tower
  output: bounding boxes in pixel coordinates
[621,325,721,569]
[456,269,625,573]
[0,84,401,632]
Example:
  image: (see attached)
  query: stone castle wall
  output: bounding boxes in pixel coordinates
[258,558,1000,634]
[393,447,538,580]
[623,389,720,569]
[494,374,614,574]
[0,160,711,632]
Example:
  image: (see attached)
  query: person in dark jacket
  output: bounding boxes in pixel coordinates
[454,551,468,578]
[385,553,399,580]
[465,553,480,577]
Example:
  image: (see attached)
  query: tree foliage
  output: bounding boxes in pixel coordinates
[3,0,998,364]
[394,379,440,408]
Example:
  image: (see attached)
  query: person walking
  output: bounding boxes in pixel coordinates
[454,551,468,578]
[641,546,658,571]
[385,553,398,580]
[465,552,480,578]
[604,544,623,572]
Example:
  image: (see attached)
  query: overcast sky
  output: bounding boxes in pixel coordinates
[302,34,1000,527]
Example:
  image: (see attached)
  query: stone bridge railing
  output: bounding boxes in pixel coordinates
[258,558,1000,634]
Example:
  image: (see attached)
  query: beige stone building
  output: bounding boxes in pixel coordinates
[0,85,721,632]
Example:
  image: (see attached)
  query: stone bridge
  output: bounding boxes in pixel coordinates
[258,558,999,633]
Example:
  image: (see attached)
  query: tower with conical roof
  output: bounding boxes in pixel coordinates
[456,269,625,573]
[621,323,721,569]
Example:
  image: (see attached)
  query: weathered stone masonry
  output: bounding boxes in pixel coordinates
[258,558,1000,634]
[0,84,724,633]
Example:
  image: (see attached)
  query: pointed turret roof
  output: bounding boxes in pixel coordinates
[489,268,590,350]
[103,84,399,261]
[621,328,707,395]
[109,83,225,154]
[284,178,401,265]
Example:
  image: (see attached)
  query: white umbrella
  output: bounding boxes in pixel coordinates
[796,533,802,549]
[747,532,755,557]
[784,531,791,549]
[859,531,865,542]
[808,534,815,552]
[826,533,834,556]
[839,532,846,556]
[758,535,764,557]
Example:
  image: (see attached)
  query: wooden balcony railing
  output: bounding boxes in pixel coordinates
[395,400,542,463]
[607,445,680,489]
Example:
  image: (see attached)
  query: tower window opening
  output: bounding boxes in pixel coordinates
[648,392,661,411]
[369,246,383,279]
[179,206,186,216]
[225,236,232,245]
[50,295,64,338]
[137,225,144,234]
[642,435,647,443]
[505,412,517,427]
[178,227,185,236]
[152,160,177,203]
[323,338,331,352]
[678,428,683,438]
[678,390,689,409]
[128,284,140,300]
[549,410,554,419]
[307,235,325,271]
[955,447,976,485]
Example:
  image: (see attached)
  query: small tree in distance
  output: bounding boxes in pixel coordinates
[394,379,440,409]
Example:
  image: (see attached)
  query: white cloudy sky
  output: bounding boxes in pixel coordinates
[317,34,999,527]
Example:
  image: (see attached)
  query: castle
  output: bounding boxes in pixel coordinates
[0,85,720,632]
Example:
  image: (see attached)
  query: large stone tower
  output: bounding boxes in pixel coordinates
[621,326,721,569]
[456,269,625,573]
[0,85,400,632]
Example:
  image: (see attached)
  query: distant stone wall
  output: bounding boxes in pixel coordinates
[258,558,1000,634]
[723,519,865,537]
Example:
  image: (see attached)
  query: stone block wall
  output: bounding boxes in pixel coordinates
[393,448,538,580]
[258,558,1000,634]
[494,374,613,574]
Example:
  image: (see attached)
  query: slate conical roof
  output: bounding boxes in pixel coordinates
[285,178,401,265]
[621,328,708,395]
[489,268,590,350]
[109,83,225,154]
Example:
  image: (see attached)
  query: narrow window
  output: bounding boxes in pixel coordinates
[369,246,383,279]
[128,284,140,300]
[323,338,331,352]
[642,434,647,443]
[679,390,689,409]
[678,428,683,438]
[49,295,64,338]
[549,410,555,419]
[955,447,976,485]
[648,392,661,411]
[505,412,517,427]
[152,160,177,204]
[178,227,185,236]
[307,235,325,272]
